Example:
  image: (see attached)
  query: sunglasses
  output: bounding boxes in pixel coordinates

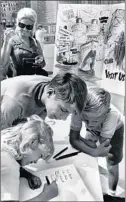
[18,22,33,30]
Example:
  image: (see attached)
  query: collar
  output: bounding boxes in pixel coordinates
[12,34,38,52]
[34,82,47,108]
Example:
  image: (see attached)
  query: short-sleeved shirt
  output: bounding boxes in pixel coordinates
[71,104,124,139]
[1,75,51,129]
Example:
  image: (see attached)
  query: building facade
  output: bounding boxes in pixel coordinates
[31,1,58,44]
[1,1,31,27]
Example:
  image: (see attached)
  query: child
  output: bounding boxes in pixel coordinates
[1,73,87,129]
[1,114,58,201]
[69,87,124,196]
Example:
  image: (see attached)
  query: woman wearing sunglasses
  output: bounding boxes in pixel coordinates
[1,8,48,80]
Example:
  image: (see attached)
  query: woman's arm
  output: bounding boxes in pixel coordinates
[1,29,14,67]
[1,35,17,79]
[1,41,12,76]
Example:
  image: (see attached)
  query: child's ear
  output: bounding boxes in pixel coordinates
[47,88,55,97]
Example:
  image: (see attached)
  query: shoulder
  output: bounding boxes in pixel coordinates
[1,75,51,95]
[104,105,122,122]
[109,104,122,116]
[1,77,27,98]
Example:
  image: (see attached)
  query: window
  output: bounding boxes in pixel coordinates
[50,25,56,34]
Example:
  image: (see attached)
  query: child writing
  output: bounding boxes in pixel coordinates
[1,115,58,201]
[69,87,124,196]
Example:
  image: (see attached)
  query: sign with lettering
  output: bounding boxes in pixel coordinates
[54,3,125,96]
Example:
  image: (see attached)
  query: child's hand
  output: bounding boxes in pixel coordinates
[94,140,112,157]
[99,137,111,147]
[42,181,58,200]
[27,181,58,201]
[28,175,42,190]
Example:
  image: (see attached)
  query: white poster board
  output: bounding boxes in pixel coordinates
[54,3,125,95]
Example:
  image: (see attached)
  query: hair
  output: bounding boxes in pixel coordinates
[84,87,111,116]
[1,115,54,161]
[16,8,37,35]
[91,19,98,24]
[48,73,87,113]
[37,24,43,29]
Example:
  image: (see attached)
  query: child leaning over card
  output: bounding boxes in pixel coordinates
[69,87,124,197]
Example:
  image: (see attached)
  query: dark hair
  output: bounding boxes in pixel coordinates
[91,19,98,24]
[37,24,43,29]
[48,73,87,113]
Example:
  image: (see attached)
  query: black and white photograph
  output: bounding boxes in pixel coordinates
[1,1,125,202]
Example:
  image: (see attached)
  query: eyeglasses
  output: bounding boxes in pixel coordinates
[18,22,33,30]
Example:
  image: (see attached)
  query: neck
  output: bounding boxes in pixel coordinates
[17,32,29,40]
[21,35,29,41]
[40,84,48,105]
[34,82,48,108]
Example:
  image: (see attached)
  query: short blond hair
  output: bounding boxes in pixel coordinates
[85,87,111,116]
[16,8,37,35]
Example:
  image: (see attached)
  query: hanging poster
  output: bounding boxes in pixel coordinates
[54,3,125,94]
[100,4,125,96]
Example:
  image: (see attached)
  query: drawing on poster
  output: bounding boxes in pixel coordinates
[54,4,125,82]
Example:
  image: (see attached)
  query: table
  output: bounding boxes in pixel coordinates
[22,116,103,201]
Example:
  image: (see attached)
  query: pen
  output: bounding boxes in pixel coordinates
[45,176,50,185]
[53,146,68,159]
[55,151,81,160]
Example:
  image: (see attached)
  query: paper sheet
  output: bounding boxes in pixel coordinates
[19,164,94,201]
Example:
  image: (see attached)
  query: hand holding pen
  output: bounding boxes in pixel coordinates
[42,176,58,200]
[29,177,58,201]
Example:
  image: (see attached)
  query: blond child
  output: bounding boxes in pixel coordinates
[1,115,57,201]
[70,87,124,196]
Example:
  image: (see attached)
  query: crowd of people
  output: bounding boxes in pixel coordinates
[1,7,124,202]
